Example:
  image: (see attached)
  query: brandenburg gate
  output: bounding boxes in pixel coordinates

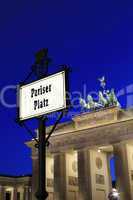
[27,106,133,200]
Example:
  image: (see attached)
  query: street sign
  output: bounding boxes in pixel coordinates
[19,71,66,120]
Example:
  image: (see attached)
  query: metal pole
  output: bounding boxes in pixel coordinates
[34,49,49,200]
[36,116,48,200]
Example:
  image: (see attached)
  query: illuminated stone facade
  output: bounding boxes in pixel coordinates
[0,175,32,200]
[27,107,133,200]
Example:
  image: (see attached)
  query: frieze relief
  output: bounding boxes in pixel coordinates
[96,157,103,169]
[72,161,78,173]
[96,174,105,185]
[47,178,53,187]
[68,176,78,186]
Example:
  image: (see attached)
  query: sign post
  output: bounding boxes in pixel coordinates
[17,49,69,200]
[37,116,48,199]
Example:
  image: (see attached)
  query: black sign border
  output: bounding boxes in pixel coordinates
[18,69,70,122]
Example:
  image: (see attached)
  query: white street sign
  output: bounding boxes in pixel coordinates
[19,71,66,120]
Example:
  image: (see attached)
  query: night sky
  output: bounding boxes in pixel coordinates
[0,0,133,180]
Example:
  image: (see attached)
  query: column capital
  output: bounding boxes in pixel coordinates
[52,150,68,156]
[76,147,90,152]
[24,185,29,189]
[112,141,129,147]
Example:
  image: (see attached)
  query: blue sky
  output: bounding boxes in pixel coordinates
[0,0,133,178]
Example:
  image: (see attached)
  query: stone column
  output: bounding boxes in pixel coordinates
[28,187,32,200]
[32,152,39,200]
[77,148,92,200]
[13,187,18,200]
[19,188,24,200]
[23,186,30,200]
[113,142,132,200]
[54,152,68,200]
[0,186,5,200]
[78,148,110,200]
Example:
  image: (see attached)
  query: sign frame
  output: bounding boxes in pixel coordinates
[18,70,69,121]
